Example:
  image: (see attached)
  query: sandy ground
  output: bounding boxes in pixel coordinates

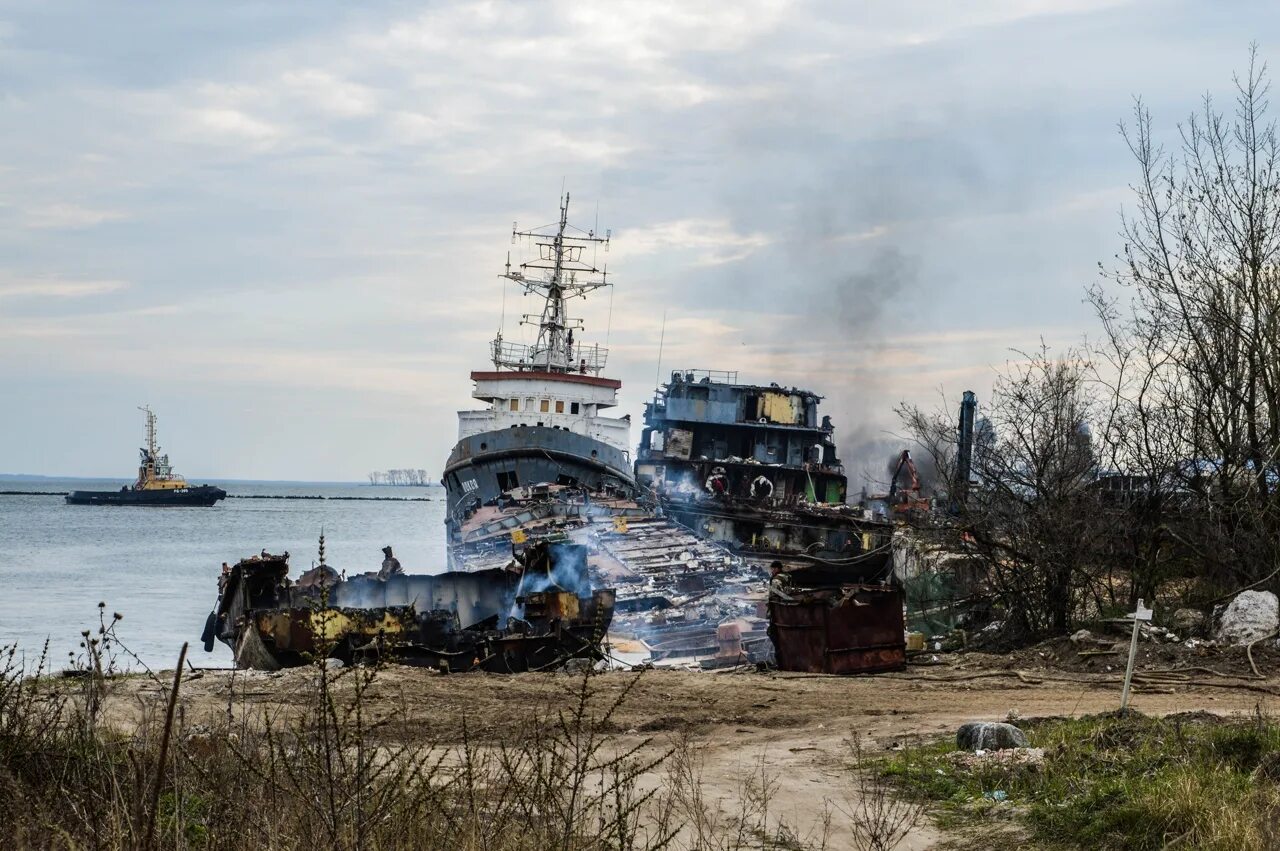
[101,657,1280,850]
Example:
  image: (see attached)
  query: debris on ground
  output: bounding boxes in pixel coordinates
[946,747,1046,770]
[1142,624,1181,644]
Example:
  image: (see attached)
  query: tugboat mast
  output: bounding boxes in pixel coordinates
[140,405,157,462]
[136,405,177,486]
[494,193,611,375]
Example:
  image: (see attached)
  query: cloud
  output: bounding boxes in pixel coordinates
[615,219,772,267]
[0,0,1274,482]
[0,277,129,298]
[21,204,129,229]
[184,106,285,147]
[280,69,378,119]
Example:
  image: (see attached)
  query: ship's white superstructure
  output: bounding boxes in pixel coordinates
[458,371,631,456]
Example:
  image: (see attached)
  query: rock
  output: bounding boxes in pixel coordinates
[1069,629,1095,645]
[1216,591,1280,645]
[1172,608,1208,635]
[957,721,1029,752]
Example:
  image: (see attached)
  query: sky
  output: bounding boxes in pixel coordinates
[0,1,1276,486]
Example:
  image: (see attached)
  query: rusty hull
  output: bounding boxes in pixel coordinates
[767,585,905,674]
[207,544,614,673]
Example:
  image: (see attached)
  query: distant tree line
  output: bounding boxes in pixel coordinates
[368,469,432,486]
[900,50,1280,642]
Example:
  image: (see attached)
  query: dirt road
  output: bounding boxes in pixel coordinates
[104,660,1279,849]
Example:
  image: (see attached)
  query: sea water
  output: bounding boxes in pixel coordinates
[0,478,448,670]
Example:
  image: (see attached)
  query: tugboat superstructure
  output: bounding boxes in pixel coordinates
[442,195,636,539]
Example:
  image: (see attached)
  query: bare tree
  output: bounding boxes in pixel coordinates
[900,345,1106,639]
[1091,46,1280,593]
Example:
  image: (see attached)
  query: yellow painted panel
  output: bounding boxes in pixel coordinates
[761,392,798,424]
[306,609,406,641]
[139,479,189,490]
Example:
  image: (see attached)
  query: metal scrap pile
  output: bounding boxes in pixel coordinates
[587,515,773,667]
[443,484,774,667]
[202,542,614,673]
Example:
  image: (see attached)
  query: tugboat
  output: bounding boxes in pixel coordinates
[66,407,226,507]
[442,194,637,544]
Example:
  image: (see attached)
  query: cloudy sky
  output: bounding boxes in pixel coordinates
[0,1,1274,485]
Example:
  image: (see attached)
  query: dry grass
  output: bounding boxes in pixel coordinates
[0,608,926,850]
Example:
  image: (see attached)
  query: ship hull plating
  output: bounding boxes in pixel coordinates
[443,425,634,520]
[65,485,227,507]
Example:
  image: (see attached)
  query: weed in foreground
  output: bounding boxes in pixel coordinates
[883,708,1280,850]
[0,609,901,850]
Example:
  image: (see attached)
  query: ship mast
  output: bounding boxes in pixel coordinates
[493,193,611,375]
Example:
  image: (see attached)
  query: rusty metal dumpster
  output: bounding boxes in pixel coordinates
[768,584,905,674]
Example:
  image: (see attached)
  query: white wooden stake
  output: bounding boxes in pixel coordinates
[1120,598,1154,711]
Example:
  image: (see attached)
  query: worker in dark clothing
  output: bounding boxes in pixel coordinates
[378,545,404,581]
[768,560,796,601]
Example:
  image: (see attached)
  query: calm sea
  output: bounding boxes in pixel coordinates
[0,478,447,670]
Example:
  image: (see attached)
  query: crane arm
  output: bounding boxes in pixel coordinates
[904,453,921,491]
[889,449,921,500]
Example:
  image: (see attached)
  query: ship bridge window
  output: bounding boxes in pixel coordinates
[571,402,580,415]
[525,398,535,411]
[555,400,565,413]
[509,399,519,411]
[540,400,550,413]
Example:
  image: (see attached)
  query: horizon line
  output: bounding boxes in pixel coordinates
[0,473,443,485]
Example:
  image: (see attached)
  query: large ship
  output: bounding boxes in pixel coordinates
[635,370,894,576]
[65,407,226,507]
[442,195,637,545]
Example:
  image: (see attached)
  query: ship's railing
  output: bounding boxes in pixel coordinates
[669,368,739,385]
[491,339,609,373]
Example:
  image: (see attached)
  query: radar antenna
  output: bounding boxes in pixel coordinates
[491,193,613,375]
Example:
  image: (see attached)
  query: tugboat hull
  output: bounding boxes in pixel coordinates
[65,485,227,507]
